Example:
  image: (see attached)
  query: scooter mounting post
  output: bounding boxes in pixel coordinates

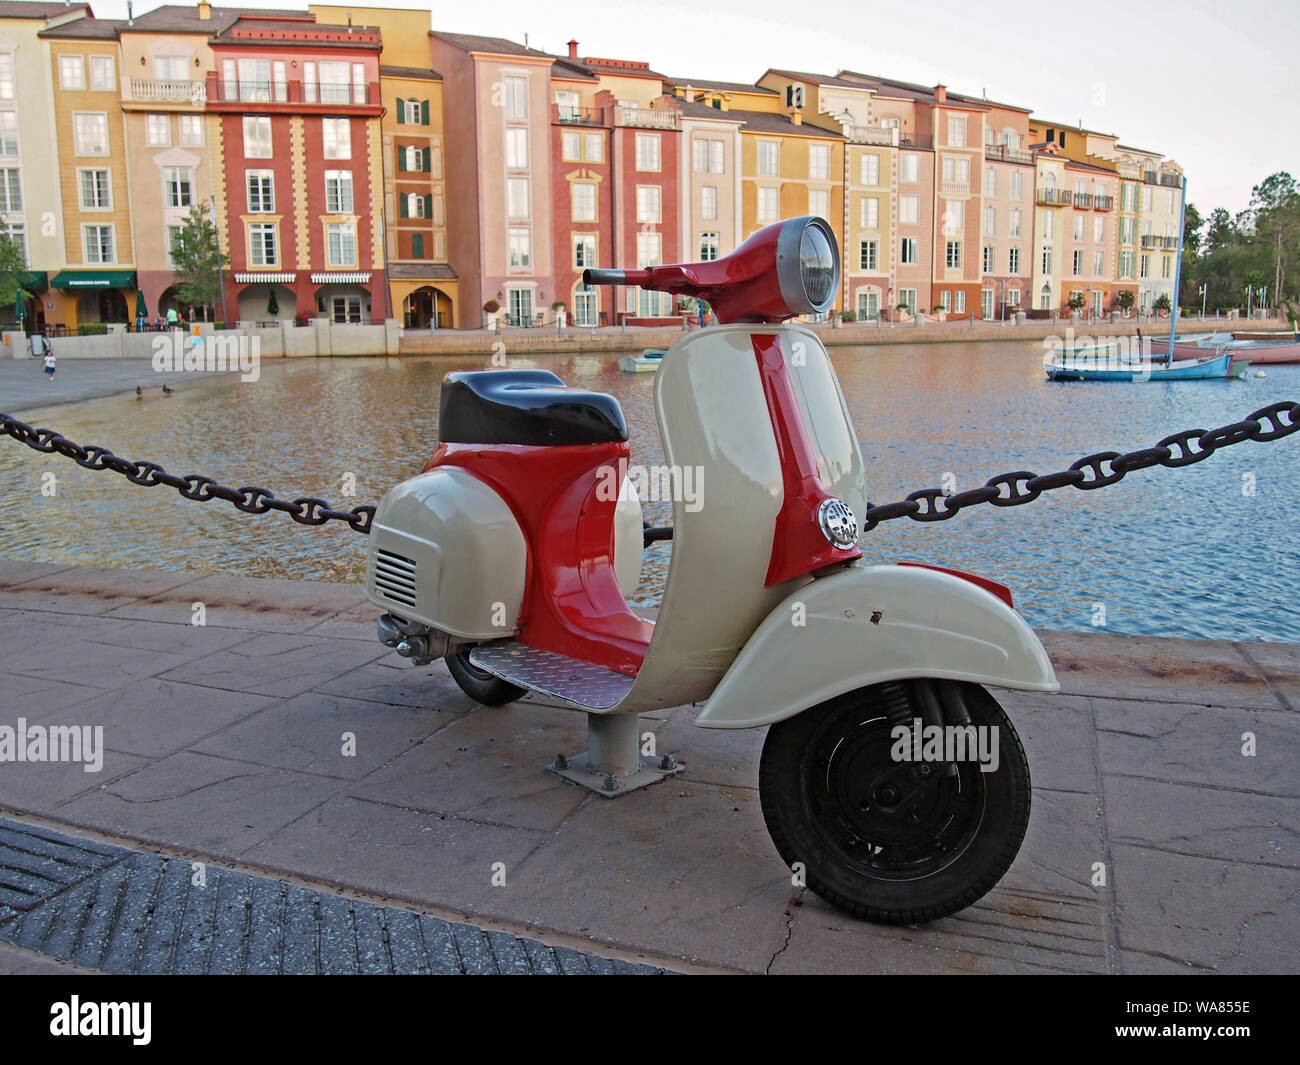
[547,713,682,798]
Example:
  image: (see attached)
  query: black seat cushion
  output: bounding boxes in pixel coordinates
[439,370,628,446]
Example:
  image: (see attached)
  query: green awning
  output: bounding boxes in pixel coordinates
[50,270,137,290]
[18,271,48,291]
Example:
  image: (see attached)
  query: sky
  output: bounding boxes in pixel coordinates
[91,0,1297,218]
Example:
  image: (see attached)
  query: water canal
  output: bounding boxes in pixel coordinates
[2,339,1297,642]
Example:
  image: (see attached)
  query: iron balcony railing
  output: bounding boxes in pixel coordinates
[900,133,933,149]
[553,104,604,126]
[209,78,375,106]
[1036,187,1073,205]
[984,143,1032,164]
[1093,194,1115,210]
[1159,173,1183,188]
[1140,235,1179,250]
[1074,192,1094,208]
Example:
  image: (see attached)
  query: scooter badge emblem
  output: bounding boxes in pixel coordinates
[817,497,858,550]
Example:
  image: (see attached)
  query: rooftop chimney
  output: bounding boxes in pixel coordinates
[934,83,946,102]
[127,0,133,23]
[567,39,578,59]
[198,1,212,20]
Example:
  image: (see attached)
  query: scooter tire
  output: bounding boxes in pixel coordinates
[446,650,526,707]
[759,680,1030,925]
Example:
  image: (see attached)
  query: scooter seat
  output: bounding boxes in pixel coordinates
[439,370,628,446]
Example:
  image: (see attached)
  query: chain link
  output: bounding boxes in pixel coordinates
[0,412,376,535]
[3,401,1298,539]
[861,400,1300,531]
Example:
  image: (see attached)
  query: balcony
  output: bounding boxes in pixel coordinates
[1093,194,1115,210]
[900,133,932,149]
[984,143,1032,164]
[553,104,604,126]
[1159,172,1183,188]
[1036,187,1073,205]
[1074,192,1094,209]
[613,105,678,130]
[1140,235,1178,250]
[1141,169,1159,185]
[845,124,897,146]
[206,76,380,110]
[941,180,970,195]
[127,77,206,106]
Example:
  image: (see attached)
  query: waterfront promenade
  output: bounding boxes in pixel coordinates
[0,561,1295,974]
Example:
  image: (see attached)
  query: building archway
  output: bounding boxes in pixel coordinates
[403,285,452,329]
[77,289,128,324]
[235,284,297,325]
[314,285,371,324]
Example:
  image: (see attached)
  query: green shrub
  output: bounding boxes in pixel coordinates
[76,323,109,336]
[840,310,857,322]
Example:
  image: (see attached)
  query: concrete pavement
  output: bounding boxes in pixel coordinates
[0,561,1296,974]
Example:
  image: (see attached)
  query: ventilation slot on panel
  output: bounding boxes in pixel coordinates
[374,549,418,607]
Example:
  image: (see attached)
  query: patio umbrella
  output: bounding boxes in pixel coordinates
[15,290,25,324]
[135,290,147,319]
[267,289,279,317]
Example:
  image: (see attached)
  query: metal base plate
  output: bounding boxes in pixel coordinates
[547,752,683,797]
[469,642,635,710]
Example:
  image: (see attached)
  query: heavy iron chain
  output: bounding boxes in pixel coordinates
[860,399,1300,532]
[2,401,1298,539]
[0,413,375,535]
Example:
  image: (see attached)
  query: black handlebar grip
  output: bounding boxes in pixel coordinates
[582,268,626,286]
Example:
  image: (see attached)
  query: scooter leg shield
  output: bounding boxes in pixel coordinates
[694,563,1058,730]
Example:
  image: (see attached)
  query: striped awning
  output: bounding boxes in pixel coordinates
[234,272,296,284]
[311,272,371,284]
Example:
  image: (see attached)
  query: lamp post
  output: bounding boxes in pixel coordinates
[209,197,227,326]
[1245,284,1253,318]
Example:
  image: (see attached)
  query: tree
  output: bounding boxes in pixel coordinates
[1246,172,1300,311]
[0,233,33,324]
[1067,292,1087,312]
[1116,290,1135,313]
[171,203,227,319]
[1182,202,1204,255]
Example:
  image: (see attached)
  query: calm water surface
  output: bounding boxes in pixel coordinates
[2,340,1298,642]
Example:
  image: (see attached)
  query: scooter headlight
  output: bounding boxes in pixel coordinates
[775,216,840,316]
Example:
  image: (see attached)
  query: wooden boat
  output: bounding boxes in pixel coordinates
[1174,331,1300,364]
[1046,348,1245,381]
[618,348,667,373]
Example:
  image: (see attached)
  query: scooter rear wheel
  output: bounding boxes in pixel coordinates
[446,650,526,707]
[759,679,1030,924]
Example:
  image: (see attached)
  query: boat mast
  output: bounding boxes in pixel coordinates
[1167,175,1188,356]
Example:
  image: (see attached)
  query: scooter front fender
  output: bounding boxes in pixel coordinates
[694,564,1058,730]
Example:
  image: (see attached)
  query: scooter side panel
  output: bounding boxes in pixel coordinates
[365,467,527,639]
[693,563,1059,729]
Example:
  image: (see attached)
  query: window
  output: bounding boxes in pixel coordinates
[179,114,204,147]
[1008,247,1020,274]
[1007,287,1021,306]
[0,112,16,156]
[861,153,879,186]
[636,231,661,266]
[400,145,425,172]
[249,222,277,266]
[246,171,273,212]
[573,234,596,268]
[561,130,579,160]
[554,89,579,120]
[898,288,917,312]
[243,116,271,158]
[1140,254,1149,278]
[857,289,880,319]
[859,240,878,270]
[573,283,597,326]
[585,133,603,162]
[701,186,717,221]
[1142,186,1153,211]
[144,114,170,147]
[785,84,804,108]
[1072,250,1084,276]
[571,181,596,222]
[900,195,919,224]
[59,55,85,91]
[955,291,966,313]
[1093,250,1103,276]
[635,133,661,171]
[503,76,527,120]
[1162,255,1172,279]
[78,169,110,209]
[899,237,917,265]
[318,61,351,105]
[325,170,353,213]
[326,222,357,267]
[0,54,13,102]
[83,224,113,263]
[330,295,363,323]
[1074,215,1085,241]
[0,168,20,212]
[945,241,962,269]
[693,138,724,173]
[860,196,878,229]
[508,227,530,268]
[809,143,829,180]
[757,141,779,176]
[983,205,996,237]
[1010,170,1023,201]
[302,61,316,103]
[1041,247,1052,275]
[944,199,964,231]
[636,185,661,223]
[402,99,422,125]
[405,193,426,218]
[163,167,192,208]
[322,118,351,159]
[982,288,994,319]
[1119,250,1135,278]
[809,188,828,219]
[901,153,918,183]
[1043,208,1055,240]
[700,232,720,261]
[757,187,778,223]
[1039,284,1052,310]
[982,245,994,275]
[89,55,114,92]
[351,63,366,105]
[1094,217,1105,243]
[507,176,530,219]
[947,115,966,146]
[165,224,183,268]
[985,166,997,198]
[73,113,109,155]
[939,290,951,312]
[1166,188,1176,213]
[152,55,186,82]
[505,127,528,168]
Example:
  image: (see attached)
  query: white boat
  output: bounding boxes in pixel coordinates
[618,348,666,373]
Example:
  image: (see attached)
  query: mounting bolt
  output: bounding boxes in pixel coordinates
[555,753,568,771]
[918,764,932,778]
[602,772,618,792]
[660,753,676,771]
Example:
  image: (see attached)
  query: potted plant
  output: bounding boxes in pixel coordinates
[1154,293,1172,317]
[1116,290,1135,317]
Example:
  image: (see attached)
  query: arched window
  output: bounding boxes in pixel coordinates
[1002,128,1020,150]
[1040,283,1052,310]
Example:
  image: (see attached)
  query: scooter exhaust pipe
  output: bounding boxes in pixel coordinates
[377,613,460,666]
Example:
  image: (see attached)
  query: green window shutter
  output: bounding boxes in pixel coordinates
[412,234,424,258]
[420,99,429,125]
[399,195,408,218]
[397,147,406,172]
[424,193,432,217]
[396,98,405,123]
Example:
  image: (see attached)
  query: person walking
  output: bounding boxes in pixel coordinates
[42,349,56,381]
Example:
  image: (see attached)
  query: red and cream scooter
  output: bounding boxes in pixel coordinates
[364,217,1058,923]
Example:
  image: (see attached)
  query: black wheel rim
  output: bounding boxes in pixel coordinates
[803,708,986,882]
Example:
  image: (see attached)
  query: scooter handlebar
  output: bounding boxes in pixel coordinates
[583,268,646,286]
